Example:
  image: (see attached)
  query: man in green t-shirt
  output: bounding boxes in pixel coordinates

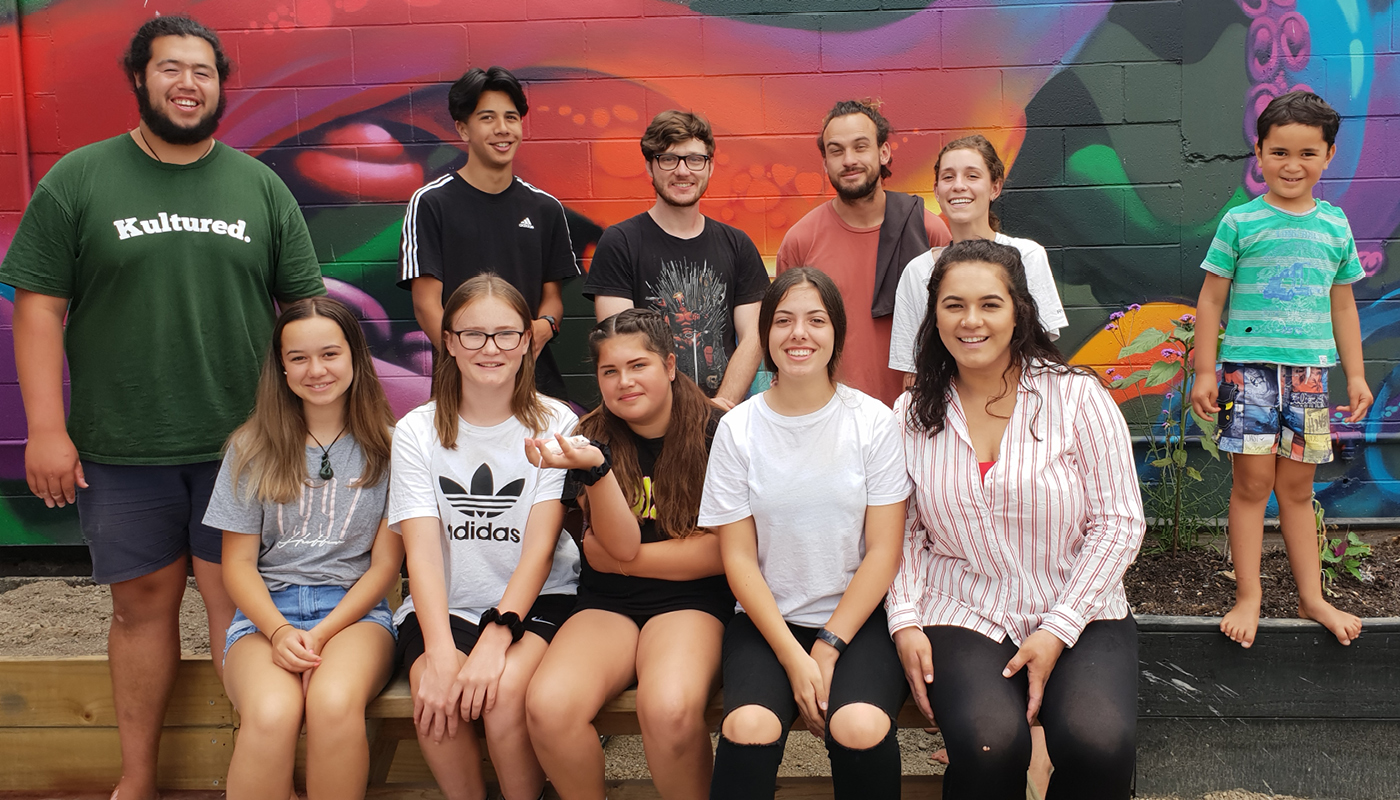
[0,16,324,800]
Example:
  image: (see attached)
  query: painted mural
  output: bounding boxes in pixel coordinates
[1,0,1398,544]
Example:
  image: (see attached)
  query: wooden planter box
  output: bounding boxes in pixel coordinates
[1136,615,1400,799]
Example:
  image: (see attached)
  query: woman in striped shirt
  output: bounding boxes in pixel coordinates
[888,239,1145,800]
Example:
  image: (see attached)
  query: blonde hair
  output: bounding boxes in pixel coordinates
[433,274,551,447]
[227,297,395,504]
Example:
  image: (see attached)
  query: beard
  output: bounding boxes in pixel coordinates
[652,173,706,209]
[830,168,879,202]
[136,82,225,146]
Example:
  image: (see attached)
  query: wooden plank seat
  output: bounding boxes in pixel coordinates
[0,655,942,797]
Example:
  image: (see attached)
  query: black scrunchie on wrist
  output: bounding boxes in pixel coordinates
[479,607,525,643]
[571,439,613,486]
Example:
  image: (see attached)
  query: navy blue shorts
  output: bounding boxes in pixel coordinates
[75,460,222,584]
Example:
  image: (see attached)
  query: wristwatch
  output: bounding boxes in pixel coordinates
[538,314,560,337]
[816,627,849,655]
[479,607,525,643]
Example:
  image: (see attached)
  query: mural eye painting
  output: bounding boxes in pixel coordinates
[1,0,1399,544]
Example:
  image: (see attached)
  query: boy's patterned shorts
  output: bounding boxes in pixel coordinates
[1215,362,1333,464]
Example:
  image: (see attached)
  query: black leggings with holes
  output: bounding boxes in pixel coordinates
[925,617,1138,800]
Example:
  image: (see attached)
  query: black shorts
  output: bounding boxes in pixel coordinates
[573,587,735,629]
[720,606,908,726]
[395,594,576,670]
[76,460,222,584]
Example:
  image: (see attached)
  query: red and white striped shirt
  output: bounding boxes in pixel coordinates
[886,366,1145,647]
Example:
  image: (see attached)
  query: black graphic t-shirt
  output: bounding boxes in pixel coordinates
[388,398,581,627]
[565,409,733,619]
[398,173,581,400]
[584,213,770,396]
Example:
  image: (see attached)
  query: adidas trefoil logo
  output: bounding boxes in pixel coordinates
[518,217,535,229]
[440,465,524,519]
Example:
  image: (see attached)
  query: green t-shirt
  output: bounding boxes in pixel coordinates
[1201,195,1364,367]
[0,134,325,464]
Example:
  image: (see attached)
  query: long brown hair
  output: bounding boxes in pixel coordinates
[907,239,1094,436]
[758,267,847,382]
[578,308,713,539]
[226,297,395,504]
[434,274,550,447]
[934,134,1006,233]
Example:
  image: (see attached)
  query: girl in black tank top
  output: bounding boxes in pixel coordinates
[524,308,730,800]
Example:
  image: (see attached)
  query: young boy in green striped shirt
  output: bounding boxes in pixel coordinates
[1190,91,1372,650]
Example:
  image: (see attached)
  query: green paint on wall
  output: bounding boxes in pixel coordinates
[1067,144,1250,239]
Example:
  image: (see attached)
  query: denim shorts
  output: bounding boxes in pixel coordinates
[1215,362,1333,464]
[224,584,396,665]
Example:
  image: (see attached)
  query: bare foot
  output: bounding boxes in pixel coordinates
[110,778,159,800]
[1220,599,1261,648]
[928,747,948,765]
[1299,597,1363,645]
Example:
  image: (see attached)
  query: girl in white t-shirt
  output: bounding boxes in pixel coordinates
[524,308,732,800]
[390,275,580,800]
[890,134,1069,381]
[699,268,912,800]
[210,297,402,800]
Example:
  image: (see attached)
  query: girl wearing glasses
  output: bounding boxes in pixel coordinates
[524,308,732,800]
[390,274,580,800]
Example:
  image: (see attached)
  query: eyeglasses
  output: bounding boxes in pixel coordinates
[449,329,526,351]
[652,153,712,171]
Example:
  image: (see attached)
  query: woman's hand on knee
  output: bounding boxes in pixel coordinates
[1002,630,1066,724]
[415,651,466,742]
[458,629,510,720]
[270,625,321,674]
[782,650,828,737]
[893,627,935,724]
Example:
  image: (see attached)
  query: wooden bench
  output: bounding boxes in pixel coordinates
[366,674,945,797]
[0,655,944,798]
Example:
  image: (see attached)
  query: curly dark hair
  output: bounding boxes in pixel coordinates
[122,15,231,90]
[817,99,893,180]
[907,239,1094,435]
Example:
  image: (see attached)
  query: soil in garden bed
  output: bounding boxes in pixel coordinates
[1125,536,1400,618]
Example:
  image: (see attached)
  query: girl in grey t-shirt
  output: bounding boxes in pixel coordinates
[204,297,402,800]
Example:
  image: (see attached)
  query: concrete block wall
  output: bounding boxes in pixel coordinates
[1,0,1399,542]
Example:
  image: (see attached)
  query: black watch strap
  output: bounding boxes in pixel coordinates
[539,314,560,336]
[816,627,849,655]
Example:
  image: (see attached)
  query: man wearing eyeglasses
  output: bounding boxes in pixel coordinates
[584,110,769,409]
[399,66,579,401]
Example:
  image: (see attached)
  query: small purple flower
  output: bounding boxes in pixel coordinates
[1179,313,1196,323]
[1104,323,1118,331]
[1164,391,1176,401]
[1160,348,1178,358]
[1106,367,1117,375]
[1109,311,1125,321]
[1128,303,1142,311]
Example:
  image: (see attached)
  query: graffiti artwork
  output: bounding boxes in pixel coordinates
[2,0,1398,543]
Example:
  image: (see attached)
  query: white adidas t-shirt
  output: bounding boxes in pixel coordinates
[389,398,581,626]
[889,233,1068,373]
[698,387,912,627]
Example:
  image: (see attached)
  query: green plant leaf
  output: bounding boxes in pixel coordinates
[1173,325,1195,345]
[1145,360,1184,387]
[1186,466,1203,481]
[1172,449,1188,468]
[1111,368,1151,389]
[1344,562,1365,582]
[1119,327,1170,357]
[1150,456,1173,468]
